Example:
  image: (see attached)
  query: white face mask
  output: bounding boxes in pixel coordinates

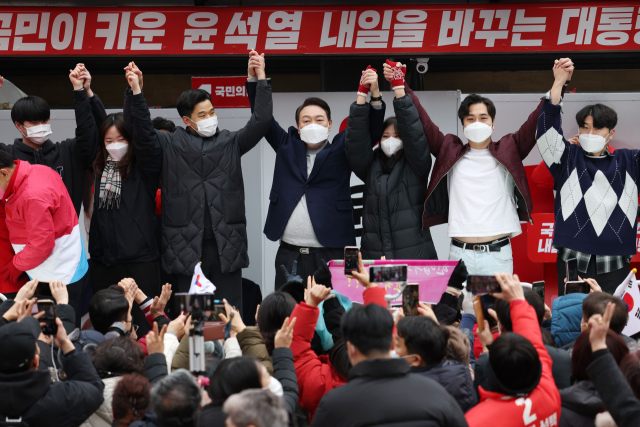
[381,137,403,157]
[23,124,52,145]
[579,132,610,154]
[299,123,329,146]
[105,142,129,161]
[263,376,284,397]
[463,122,493,144]
[189,116,218,138]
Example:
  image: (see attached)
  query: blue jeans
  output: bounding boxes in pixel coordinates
[448,241,513,275]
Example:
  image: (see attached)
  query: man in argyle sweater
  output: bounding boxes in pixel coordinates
[536,59,638,294]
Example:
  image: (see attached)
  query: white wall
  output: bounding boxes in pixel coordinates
[2,90,638,296]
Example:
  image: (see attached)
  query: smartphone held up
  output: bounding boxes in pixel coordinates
[344,246,359,276]
[33,299,57,336]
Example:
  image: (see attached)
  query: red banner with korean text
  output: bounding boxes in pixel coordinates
[191,76,250,108]
[0,2,639,56]
[527,213,640,263]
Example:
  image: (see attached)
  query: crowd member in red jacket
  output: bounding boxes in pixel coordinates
[290,253,387,420]
[465,272,561,427]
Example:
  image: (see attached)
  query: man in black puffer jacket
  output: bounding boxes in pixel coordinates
[312,303,467,427]
[126,53,272,311]
[0,316,104,427]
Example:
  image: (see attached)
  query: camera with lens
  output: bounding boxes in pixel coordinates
[416,58,429,74]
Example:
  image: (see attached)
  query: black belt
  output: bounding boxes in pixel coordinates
[451,237,510,253]
[280,241,326,255]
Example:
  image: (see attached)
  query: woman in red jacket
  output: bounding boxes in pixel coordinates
[290,253,387,420]
[465,272,561,427]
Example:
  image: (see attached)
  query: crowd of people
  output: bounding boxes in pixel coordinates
[0,50,639,427]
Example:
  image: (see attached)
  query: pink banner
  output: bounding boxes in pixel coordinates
[329,259,458,304]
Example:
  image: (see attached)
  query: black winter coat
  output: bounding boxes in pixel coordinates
[0,350,104,427]
[559,380,604,427]
[311,358,468,427]
[128,81,273,275]
[346,96,436,260]
[412,360,477,413]
[88,89,162,266]
[0,89,102,216]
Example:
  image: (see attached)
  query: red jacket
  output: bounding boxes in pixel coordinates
[407,86,565,229]
[4,161,88,283]
[0,201,27,294]
[465,300,561,427]
[290,287,387,419]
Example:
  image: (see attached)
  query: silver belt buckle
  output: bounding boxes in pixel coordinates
[300,247,310,254]
[473,244,487,252]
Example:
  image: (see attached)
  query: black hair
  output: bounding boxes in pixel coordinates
[495,290,545,331]
[341,303,393,356]
[295,97,331,124]
[576,104,618,130]
[176,89,212,119]
[490,333,540,390]
[92,336,145,378]
[583,293,628,335]
[457,94,496,125]
[207,356,263,406]
[152,117,176,132]
[94,113,135,180]
[257,291,296,355]
[397,316,449,366]
[11,96,50,126]
[89,286,130,334]
[0,151,14,169]
[382,116,401,140]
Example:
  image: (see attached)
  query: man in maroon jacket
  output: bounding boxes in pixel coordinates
[387,59,571,275]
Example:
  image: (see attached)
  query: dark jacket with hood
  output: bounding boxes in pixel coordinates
[0,349,104,427]
[89,88,162,266]
[559,380,605,427]
[128,80,273,275]
[407,86,566,229]
[412,360,477,413]
[346,95,436,260]
[0,89,103,216]
[311,358,468,427]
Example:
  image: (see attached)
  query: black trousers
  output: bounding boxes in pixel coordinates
[174,238,243,315]
[556,256,630,296]
[274,244,343,289]
[90,259,161,336]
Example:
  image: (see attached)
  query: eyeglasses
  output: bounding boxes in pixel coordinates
[123,320,139,334]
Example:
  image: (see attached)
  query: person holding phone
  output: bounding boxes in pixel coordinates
[538,58,637,294]
[345,62,436,260]
[0,315,104,426]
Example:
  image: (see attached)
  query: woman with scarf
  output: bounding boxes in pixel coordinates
[345,61,436,260]
[86,67,162,336]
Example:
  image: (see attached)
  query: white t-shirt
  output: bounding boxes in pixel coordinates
[447,147,522,238]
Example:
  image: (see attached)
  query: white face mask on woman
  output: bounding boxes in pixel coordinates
[105,142,129,161]
[579,131,610,154]
[263,376,284,397]
[23,124,52,145]
[380,137,403,157]
[299,123,329,146]
[463,122,493,143]
[189,116,218,138]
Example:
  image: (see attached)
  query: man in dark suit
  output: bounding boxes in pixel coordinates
[246,53,385,287]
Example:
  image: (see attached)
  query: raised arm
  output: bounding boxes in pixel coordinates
[69,66,101,170]
[234,51,273,156]
[392,83,432,181]
[536,61,575,180]
[514,59,573,160]
[77,64,108,133]
[125,68,162,181]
